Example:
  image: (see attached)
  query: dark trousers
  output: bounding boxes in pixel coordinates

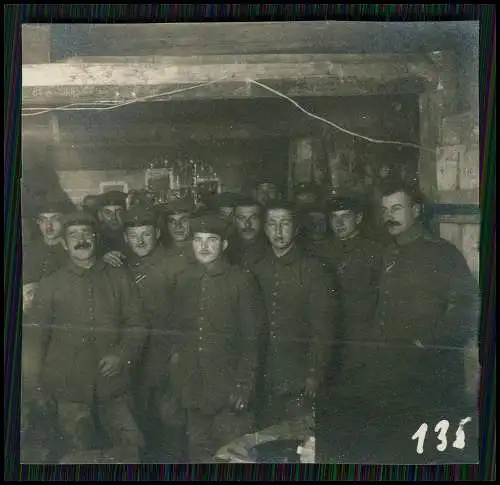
[185,407,255,463]
[136,384,187,463]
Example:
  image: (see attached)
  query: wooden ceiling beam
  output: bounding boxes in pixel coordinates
[22,53,437,106]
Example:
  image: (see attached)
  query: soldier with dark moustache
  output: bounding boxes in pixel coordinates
[121,205,183,462]
[158,198,197,280]
[94,191,130,266]
[229,196,268,270]
[170,212,266,462]
[25,212,147,463]
[320,179,481,464]
[251,201,338,429]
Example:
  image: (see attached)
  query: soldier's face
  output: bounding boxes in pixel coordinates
[235,205,262,241]
[125,225,159,258]
[167,212,191,242]
[265,209,296,250]
[192,232,227,264]
[331,210,362,240]
[36,212,63,241]
[98,205,124,231]
[304,211,327,241]
[64,224,97,261]
[381,191,420,237]
[254,184,280,206]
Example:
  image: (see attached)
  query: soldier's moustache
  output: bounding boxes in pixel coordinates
[74,241,92,250]
[386,220,400,227]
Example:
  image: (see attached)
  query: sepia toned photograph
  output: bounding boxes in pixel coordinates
[21,21,481,464]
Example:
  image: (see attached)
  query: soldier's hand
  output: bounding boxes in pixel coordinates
[99,355,123,377]
[103,251,125,268]
[304,376,318,398]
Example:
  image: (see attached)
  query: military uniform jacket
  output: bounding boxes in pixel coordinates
[252,245,338,394]
[324,235,383,340]
[23,238,68,284]
[338,223,480,410]
[229,237,268,271]
[127,247,176,388]
[163,243,197,281]
[29,260,147,404]
[172,259,266,413]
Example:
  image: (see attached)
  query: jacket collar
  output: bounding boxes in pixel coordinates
[65,258,106,276]
[196,257,231,278]
[269,243,302,266]
[395,221,426,247]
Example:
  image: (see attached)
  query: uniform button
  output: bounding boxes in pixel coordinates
[272,302,277,307]
[199,336,203,340]
[272,291,278,296]
[198,347,203,351]
[270,321,275,326]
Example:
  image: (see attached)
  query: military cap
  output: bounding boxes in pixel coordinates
[36,197,74,216]
[265,199,297,216]
[233,196,263,210]
[190,212,229,239]
[122,205,159,229]
[159,198,195,216]
[297,200,326,216]
[62,211,98,230]
[326,195,366,214]
[95,191,128,209]
[207,192,248,211]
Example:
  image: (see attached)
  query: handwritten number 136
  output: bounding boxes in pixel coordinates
[411,417,472,455]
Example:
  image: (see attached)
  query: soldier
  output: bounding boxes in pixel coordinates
[22,199,73,429]
[158,198,197,280]
[314,195,384,462]
[251,201,338,429]
[253,180,282,207]
[171,212,265,462]
[121,205,182,462]
[94,191,129,265]
[23,199,73,287]
[25,212,147,462]
[296,201,330,256]
[230,197,268,269]
[323,179,480,463]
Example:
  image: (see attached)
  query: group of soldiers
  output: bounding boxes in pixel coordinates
[21,176,480,464]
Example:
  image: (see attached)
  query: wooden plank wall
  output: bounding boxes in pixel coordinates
[437,110,480,282]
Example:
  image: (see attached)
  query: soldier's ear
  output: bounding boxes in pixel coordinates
[355,213,364,225]
[155,228,161,240]
[412,203,422,219]
[222,239,229,252]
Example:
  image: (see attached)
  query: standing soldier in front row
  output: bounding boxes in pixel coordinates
[171,212,266,462]
[252,201,338,429]
[121,205,181,462]
[314,195,383,462]
[25,212,147,463]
